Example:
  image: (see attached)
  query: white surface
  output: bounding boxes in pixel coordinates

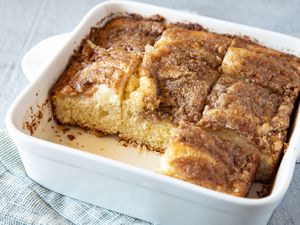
[6,1,300,225]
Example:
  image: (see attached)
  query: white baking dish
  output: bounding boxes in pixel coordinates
[5,1,300,225]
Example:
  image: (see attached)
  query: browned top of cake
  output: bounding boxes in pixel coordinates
[200,75,282,136]
[169,124,259,196]
[89,16,165,52]
[141,26,232,124]
[227,38,300,95]
[52,41,95,96]
[52,16,165,97]
[232,37,297,60]
[54,45,142,96]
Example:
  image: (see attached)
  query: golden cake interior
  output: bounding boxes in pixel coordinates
[51,15,300,197]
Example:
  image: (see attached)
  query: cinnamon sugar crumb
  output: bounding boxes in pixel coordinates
[118,137,164,154]
[67,134,76,141]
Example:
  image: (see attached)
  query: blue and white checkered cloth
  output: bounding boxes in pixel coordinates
[0,130,150,225]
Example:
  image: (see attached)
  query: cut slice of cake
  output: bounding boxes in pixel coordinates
[51,43,142,134]
[161,124,259,197]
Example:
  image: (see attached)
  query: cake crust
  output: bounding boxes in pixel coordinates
[89,16,165,51]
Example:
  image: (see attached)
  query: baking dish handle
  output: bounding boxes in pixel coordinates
[21,33,71,82]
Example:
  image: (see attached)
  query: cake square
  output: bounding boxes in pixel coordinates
[222,39,300,96]
[161,124,259,197]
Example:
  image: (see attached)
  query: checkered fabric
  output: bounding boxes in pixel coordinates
[0,130,151,225]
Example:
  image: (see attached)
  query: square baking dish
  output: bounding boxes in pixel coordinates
[6,1,300,225]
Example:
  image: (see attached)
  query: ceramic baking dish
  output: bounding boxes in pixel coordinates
[5,1,300,225]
